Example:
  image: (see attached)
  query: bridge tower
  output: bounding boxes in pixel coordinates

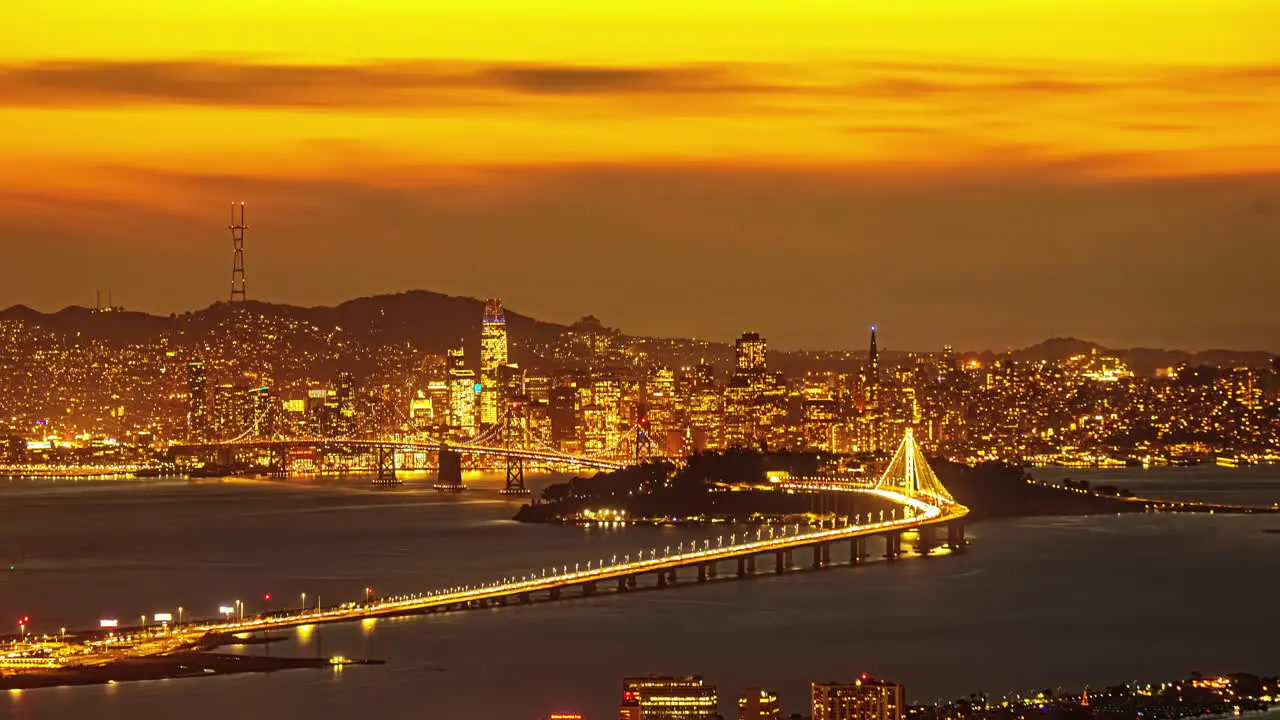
[501,405,530,496]
[373,445,400,486]
[874,427,956,506]
[633,424,657,465]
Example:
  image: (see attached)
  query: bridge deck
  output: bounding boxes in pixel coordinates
[187,490,966,636]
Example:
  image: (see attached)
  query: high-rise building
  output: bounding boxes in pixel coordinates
[735,332,767,375]
[480,298,508,427]
[725,332,788,449]
[447,345,478,437]
[738,688,780,719]
[247,385,273,439]
[213,383,254,441]
[335,371,355,437]
[866,325,880,401]
[681,363,723,451]
[812,676,904,720]
[186,359,209,441]
[549,379,580,450]
[620,676,717,720]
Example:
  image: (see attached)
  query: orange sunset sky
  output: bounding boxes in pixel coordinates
[2,1,1278,350]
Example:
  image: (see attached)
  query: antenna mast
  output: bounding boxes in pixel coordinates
[229,202,247,303]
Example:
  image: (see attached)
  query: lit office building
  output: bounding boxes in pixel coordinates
[447,346,478,437]
[812,676,904,720]
[680,363,723,452]
[480,298,508,427]
[738,688,780,719]
[620,676,718,720]
[335,371,355,437]
[186,359,209,441]
[735,332,767,374]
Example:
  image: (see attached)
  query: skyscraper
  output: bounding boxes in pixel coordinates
[812,676,904,720]
[447,345,478,437]
[186,359,209,441]
[620,676,718,720]
[866,325,880,401]
[480,298,508,426]
[738,688,780,719]
[735,332,767,375]
[335,371,355,437]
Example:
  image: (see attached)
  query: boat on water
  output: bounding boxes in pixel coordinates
[1215,455,1252,468]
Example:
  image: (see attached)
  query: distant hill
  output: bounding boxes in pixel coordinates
[1,295,1274,374]
[0,290,568,361]
[977,336,1275,375]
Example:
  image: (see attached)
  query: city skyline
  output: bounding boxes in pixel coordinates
[4,3,1279,351]
[3,4,1278,718]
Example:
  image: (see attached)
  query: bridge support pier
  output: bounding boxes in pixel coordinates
[811,544,829,569]
[775,551,785,574]
[518,592,531,604]
[850,537,866,565]
[667,570,677,585]
[657,572,667,588]
[697,565,707,583]
[582,582,597,597]
[917,527,936,556]
[617,577,629,592]
[549,587,561,601]
[707,561,718,579]
[884,532,902,560]
[737,557,747,578]
[947,521,967,552]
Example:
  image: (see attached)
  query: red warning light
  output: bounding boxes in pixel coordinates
[264,593,272,601]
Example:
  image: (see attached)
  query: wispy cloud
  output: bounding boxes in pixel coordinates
[2,58,1275,111]
[0,60,770,109]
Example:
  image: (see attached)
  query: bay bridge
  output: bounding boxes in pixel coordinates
[168,404,647,493]
[55,430,969,666]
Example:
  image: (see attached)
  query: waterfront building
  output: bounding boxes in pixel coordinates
[812,676,904,720]
[480,298,508,427]
[620,676,718,720]
[738,687,780,719]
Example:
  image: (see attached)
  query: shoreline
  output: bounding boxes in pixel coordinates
[0,652,383,691]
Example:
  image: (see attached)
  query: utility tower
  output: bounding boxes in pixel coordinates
[228,202,247,302]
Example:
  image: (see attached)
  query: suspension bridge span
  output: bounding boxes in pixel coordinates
[98,430,967,656]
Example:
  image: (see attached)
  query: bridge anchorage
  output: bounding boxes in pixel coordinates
[434,445,465,493]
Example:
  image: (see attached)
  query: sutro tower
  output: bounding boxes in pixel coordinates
[228,202,247,302]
